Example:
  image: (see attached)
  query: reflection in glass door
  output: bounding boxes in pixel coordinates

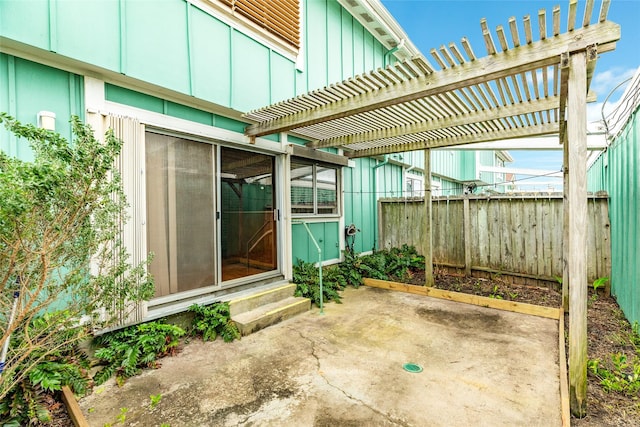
[146,133,215,297]
[219,147,277,282]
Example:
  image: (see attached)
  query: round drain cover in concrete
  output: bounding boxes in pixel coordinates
[403,363,423,373]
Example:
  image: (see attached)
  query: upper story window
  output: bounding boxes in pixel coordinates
[217,0,300,50]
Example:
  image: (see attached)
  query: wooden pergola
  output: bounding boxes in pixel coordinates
[243,0,619,417]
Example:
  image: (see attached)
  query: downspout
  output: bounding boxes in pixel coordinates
[372,155,390,250]
[383,39,405,67]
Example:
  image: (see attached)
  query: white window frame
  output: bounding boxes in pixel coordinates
[290,159,341,218]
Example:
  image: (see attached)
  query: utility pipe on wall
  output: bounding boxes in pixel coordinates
[293,221,324,314]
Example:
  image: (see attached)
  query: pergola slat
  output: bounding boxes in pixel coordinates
[243,4,619,176]
[307,96,560,149]
[347,123,559,158]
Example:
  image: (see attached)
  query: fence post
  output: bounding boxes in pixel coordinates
[424,149,433,286]
[562,133,570,312]
[463,195,471,276]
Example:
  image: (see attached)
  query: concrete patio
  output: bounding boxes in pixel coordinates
[79,286,561,426]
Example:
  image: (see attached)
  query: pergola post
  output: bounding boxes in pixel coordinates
[566,50,588,418]
[423,148,434,286]
[562,134,570,312]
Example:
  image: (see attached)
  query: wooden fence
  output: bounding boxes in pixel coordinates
[378,195,611,284]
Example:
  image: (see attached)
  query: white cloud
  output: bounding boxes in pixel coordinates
[587,66,638,126]
[590,67,636,100]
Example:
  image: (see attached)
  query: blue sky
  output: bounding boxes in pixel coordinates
[381,0,640,190]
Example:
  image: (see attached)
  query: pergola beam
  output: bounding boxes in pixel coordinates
[245,22,619,139]
[307,96,560,149]
[346,123,558,158]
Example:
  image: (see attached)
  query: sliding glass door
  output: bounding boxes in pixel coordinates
[146,133,216,297]
[146,133,278,298]
[219,147,277,282]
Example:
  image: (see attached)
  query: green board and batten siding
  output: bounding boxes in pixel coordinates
[0,0,388,112]
[0,0,503,271]
[587,107,640,325]
[0,54,84,157]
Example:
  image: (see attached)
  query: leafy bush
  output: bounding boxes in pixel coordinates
[339,250,363,288]
[588,322,640,396]
[293,259,342,306]
[358,252,389,280]
[0,312,90,426]
[189,302,240,343]
[92,321,185,386]
[588,353,640,396]
[385,244,425,280]
[0,113,154,403]
[345,244,425,283]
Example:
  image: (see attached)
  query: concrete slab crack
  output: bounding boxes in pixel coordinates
[290,328,411,427]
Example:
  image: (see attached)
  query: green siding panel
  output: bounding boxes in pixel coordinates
[270,51,295,104]
[231,31,270,111]
[340,12,354,79]
[124,0,190,94]
[105,84,255,133]
[105,84,164,113]
[587,108,640,325]
[343,158,376,253]
[56,0,120,70]
[306,0,328,92]
[190,5,232,105]
[1,0,390,114]
[352,22,365,75]
[292,221,340,263]
[214,115,246,133]
[326,0,343,84]
[0,55,83,158]
[166,102,213,126]
[0,0,50,51]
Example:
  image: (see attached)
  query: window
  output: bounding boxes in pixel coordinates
[406,174,423,197]
[291,160,338,215]
[216,0,300,49]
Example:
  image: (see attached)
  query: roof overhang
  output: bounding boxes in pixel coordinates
[336,0,421,60]
[243,1,619,159]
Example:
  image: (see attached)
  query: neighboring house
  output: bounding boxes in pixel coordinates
[587,67,640,325]
[0,0,507,323]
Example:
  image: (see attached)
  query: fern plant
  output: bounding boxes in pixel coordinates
[339,250,364,288]
[0,313,91,426]
[189,302,240,343]
[92,321,185,385]
[293,259,342,306]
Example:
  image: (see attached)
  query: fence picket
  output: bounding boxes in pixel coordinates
[379,195,610,283]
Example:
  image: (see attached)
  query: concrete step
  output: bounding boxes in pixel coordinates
[228,283,297,317]
[232,296,311,336]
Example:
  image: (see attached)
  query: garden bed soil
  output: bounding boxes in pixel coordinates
[48,271,637,426]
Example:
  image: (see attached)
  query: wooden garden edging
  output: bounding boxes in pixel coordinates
[363,278,561,319]
[61,386,89,427]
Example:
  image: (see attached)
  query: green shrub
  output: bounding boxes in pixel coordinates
[588,322,640,397]
[338,250,364,288]
[189,302,240,343]
[92,321,185,386]
[0,113,153,406]
[0,312,91,426]
[293,259,342,306]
